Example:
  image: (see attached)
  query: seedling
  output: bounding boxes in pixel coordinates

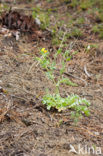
[35,47,90,122]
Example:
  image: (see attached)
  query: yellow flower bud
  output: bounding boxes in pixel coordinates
[41,48,47,53]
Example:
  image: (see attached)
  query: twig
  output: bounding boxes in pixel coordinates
[64,72,88,86]
[11,94,28,101]
[12,7,34,11]
[28,61,37,73]
[58,28,67,49]
[28,55,44,73]
[84,64,91,78]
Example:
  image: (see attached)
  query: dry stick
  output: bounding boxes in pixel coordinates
[74,126,101,138]
[28,55,44,73]
[28,61,37,73]
[64,72,88,86]
[12,7,34,11]
[11,94,28,102]
[58,27,67,50]
[84,64,92,77]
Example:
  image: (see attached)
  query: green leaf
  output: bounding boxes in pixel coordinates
[60,61,66,75]
[57,48,62,54]
[66,56,72,61]
[49,62,56,70]
[57,78,78,87]
[42,93,90,122]
[46,71,54,80]
[41,59,50,69]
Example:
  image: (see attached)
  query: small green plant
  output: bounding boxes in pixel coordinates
[63,49,78,61]
[71,28,83,38]
[80,0,93,10]
[75,17,85,25]
[66,27,83,39]
[42,94,90,119]
[85,44,98,52]
[46,0,53,2]
[92,24,103,38]
[92,25,100,33]
[32,7,50,30]
[52,37,61,45]
[51,22,66,46]
[68,0,78,8]
[35,47,90,122]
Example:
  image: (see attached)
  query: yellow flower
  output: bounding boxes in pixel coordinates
[41,48,47,53]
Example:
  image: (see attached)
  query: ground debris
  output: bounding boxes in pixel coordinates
[1,9,42,39]
[0,1,102,155]
[0,93,13,122]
